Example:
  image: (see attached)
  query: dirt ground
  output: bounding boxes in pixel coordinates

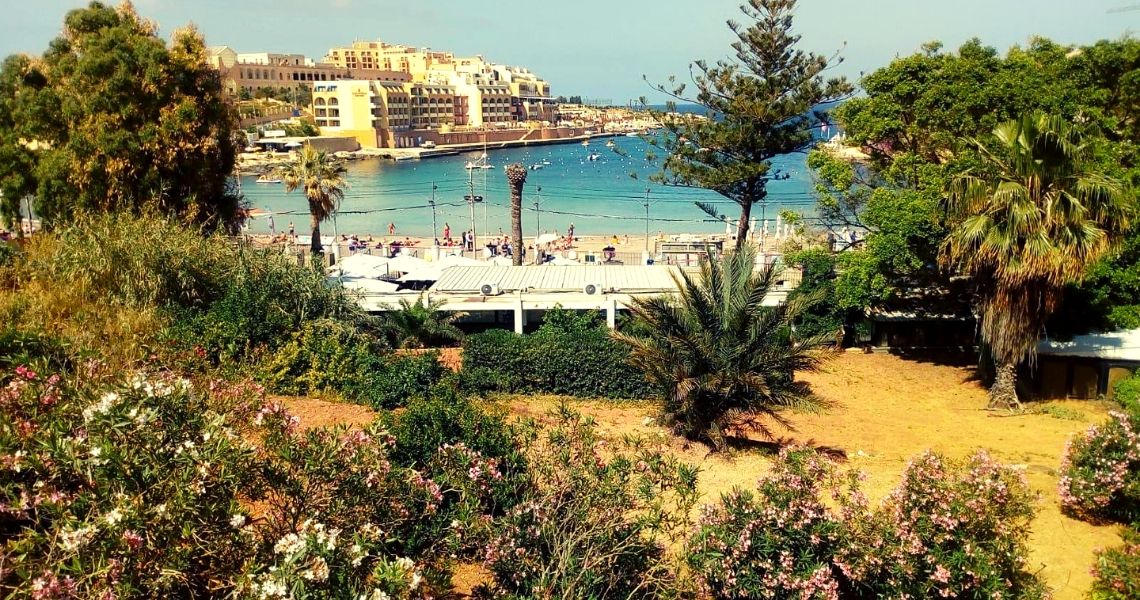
[284,352,1124,599]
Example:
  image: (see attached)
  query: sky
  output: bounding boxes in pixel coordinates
[1,0,1137,102]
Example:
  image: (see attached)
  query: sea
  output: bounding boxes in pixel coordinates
[239,133,821,239]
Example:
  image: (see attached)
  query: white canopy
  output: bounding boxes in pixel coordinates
[385,254,429,273]
[334,254,391,278]
[335,277,400,294]
[1038,328,1140,361]
[398,266,446,282]
[536,233,559,245]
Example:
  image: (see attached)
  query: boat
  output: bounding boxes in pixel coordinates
[479,164,493,170]
[530,163,544,170]
[581,139,590,147]
[605,140,615,148]
[464,161,477,170]
[587,152,600,162]
[625,132,640,137]
[255,174,281,183]
[542,159,551,165]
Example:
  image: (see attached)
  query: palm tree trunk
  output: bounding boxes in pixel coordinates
[736,201,753,251]
[310,211,322,255]
[989,360,1021,410]
[511,188,523,266]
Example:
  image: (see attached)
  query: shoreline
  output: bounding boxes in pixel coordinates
[236,131,631,175]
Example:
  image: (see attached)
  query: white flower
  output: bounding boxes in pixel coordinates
[395,556,414,572]
[230,514,246,528]
[154,503,167,516]
[59,524,96,552]
[365,590,390,600]
[274,533,305,556]
[82,392,119,421]
[89,447,102,458]
[410,572,423,590]
[104,508,123,526]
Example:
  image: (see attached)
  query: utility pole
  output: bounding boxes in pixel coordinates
[465,170,482,256]
[534,185,542,235]
[430,182,438,243]
[643,188,651,253]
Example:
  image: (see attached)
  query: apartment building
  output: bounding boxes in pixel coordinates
[312,80,413,149]
[206,47,349,96]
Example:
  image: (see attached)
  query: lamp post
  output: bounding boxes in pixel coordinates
[429,182,438,243]
[643,188,651,253]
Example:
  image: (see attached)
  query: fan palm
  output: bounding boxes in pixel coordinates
[614,247,835,450]
[942,113,1133,410]
[505,163,527,266]
[279,145,348,254]
[383,297,464,349]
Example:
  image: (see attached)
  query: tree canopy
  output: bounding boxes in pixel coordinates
[0,1,241,232]
[813,37,1140,332]
[648,0,852,248]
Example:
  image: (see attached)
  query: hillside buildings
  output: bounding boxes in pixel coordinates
[208,38,559,149]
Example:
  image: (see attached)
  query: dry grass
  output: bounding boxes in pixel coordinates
[281,352,1124,599]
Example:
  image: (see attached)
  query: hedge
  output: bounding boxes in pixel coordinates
[460,310,654,400]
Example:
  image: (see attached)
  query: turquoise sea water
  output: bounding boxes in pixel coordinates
[238,137,817,239]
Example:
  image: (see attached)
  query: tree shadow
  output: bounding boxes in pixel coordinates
[723,435,849,460]
[885,348,985,384]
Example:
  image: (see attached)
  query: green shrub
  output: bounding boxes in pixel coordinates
[476,405,699,599]
[35,213,234,310]
[461,309,653,399]
[354,352,448,410]
[257,318,382,396]
[1114,372,1140,417]
[1058,412,1140,524]
[1091,526,1140,600]
[0,327,73,372]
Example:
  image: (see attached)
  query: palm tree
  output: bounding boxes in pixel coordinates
[279,145,348,255]
[383,297,464,349]
[942,113,1133,410]
[505,163,527,266]
[613,247,835,450]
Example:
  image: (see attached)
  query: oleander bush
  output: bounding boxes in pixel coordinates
[686,449,1044,600]
[461,308,653,399]
[475,405,699,599]
[841,450,1045,599]
[1115,372,1140,416]
[687,448,858,599]
[0,365,258,598]
[1090,525,1140,600]
[1058,411,1140,524]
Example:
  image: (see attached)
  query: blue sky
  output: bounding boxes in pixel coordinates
[2,0,1136,102]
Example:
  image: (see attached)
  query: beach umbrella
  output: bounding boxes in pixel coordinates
[535,233,559,245]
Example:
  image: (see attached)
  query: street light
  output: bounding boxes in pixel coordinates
[429,182,438,244]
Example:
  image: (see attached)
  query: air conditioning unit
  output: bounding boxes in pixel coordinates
[479,282,501,296]
[582,282,604,296]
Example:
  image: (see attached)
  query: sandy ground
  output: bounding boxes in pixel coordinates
[282,352,1123,599]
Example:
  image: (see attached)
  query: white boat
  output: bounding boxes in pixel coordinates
[479,164,493,170]
[542,159,551,165]
[530,163,544,170]
[625,132,640,137]
[255,174,281,183]
[587,153,600,162]
[605,140,615,148]
[464,161,477,170]
[581,139,590,147]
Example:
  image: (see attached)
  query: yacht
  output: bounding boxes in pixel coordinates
[255,173,281,183]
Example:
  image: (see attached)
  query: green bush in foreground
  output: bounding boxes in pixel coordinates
[461,308,653,399]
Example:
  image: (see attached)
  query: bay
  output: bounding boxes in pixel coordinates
[238,137,817,238]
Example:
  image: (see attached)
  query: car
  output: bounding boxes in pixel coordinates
[420,141,436,149]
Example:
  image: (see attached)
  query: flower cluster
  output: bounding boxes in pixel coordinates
[1058,411,1140,523]
[685,448,1043,599]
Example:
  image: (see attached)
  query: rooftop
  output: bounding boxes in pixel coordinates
[429,265,681,294]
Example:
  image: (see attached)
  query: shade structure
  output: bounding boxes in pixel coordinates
[385,254,428,273]
[547,256,579,266]
[285,141,303,148]
[397,266,446,282]
[334,254,391,278]
[487,255,514,266]
[334,277,400,294]
[437,254,482,268]
[535,233,559,245]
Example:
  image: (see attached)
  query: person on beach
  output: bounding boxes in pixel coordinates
[388,222,396,236]
[568,223,575,241]
[288,222,295,241]
[443,222,451,243]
